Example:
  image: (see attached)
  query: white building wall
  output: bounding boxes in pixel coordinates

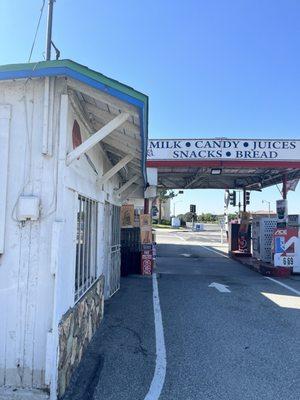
[0,77,122,393]
[53,95,121,321]
[0,78,57,388]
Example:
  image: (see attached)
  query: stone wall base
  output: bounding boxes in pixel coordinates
[0,388,49,400]
[57,276,104,398]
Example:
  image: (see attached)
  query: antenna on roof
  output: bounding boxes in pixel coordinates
[45,0,55,60]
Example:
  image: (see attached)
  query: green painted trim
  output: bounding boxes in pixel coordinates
[0,59,148,104]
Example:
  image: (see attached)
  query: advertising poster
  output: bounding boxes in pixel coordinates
[140,213,152,244]
[238,212,250,253]
[273,227,300,270]
[140,214,151,229]
[276,199,288,228]
[120,204,134,228]
[140,229,152,244]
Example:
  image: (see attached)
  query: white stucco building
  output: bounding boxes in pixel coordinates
[0,60,148,399]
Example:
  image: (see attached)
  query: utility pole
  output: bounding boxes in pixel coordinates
[262,200,271,218]
[243,188,246,212]
[45,0,55,60]
[173,200,182,217]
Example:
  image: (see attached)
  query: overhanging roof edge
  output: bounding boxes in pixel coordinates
[0,59,148,186]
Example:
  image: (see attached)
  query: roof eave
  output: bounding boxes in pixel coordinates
[0,59,148,186]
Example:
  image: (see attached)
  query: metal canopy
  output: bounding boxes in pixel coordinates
[147,139,300,190]
[152,165,300,190]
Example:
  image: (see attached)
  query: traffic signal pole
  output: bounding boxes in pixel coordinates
[243,188,247,212]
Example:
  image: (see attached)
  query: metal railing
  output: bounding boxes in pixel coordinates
[75,195,98,302]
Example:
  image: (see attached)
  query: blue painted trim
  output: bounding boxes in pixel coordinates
[0,66,148,184]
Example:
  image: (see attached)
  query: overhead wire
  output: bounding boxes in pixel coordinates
[27,0,46,63]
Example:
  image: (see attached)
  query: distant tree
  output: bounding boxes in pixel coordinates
[197,213,217,222]
[177,214,186,227]
[184,212,196,222]
[228,212,238,221]
[157,189,177,224]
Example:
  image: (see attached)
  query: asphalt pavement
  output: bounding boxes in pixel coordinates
[63,227,300,400]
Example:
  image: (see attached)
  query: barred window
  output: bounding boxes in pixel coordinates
[75,195,98,301]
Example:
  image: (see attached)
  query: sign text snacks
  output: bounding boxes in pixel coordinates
[148,139,300,161]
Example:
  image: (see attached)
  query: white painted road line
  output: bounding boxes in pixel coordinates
[209,282,231,293]
[144,273,167,400]
[175,233,229,258]
[155,234,179,238]
[198,244,229,259]
[174,234,186,242]
[265,277,300,296]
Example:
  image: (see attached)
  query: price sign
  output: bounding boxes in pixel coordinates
[282,256,294,267]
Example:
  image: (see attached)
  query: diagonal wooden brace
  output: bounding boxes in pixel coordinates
[98,154,134,185]
[66,112,129,165]
[114,175,140,197]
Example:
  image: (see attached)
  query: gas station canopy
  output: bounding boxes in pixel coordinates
[146,138,300,190]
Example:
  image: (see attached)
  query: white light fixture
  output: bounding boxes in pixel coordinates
[211,168,222,175]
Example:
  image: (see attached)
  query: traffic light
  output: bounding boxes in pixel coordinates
[190,204,196,213]
[245,191,250,205]
[229,191,236,206]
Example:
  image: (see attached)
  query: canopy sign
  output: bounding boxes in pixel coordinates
[147,139,300,161]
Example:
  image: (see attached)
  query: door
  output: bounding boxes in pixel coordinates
[109,205,121,296]
[104,203,121,298]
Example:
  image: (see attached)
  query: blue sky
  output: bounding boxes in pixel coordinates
[1,0,299,214]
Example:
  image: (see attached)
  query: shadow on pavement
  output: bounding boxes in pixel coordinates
[62,276,155,400]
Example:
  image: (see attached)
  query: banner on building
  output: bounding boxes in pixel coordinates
[147,139,300,161]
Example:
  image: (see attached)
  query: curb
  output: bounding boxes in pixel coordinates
[230,255,292,278]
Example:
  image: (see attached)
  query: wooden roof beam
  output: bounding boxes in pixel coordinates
[67,78,140,119]
[84,102,140,135]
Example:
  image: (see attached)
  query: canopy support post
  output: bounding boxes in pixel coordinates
[282,173,287,199]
